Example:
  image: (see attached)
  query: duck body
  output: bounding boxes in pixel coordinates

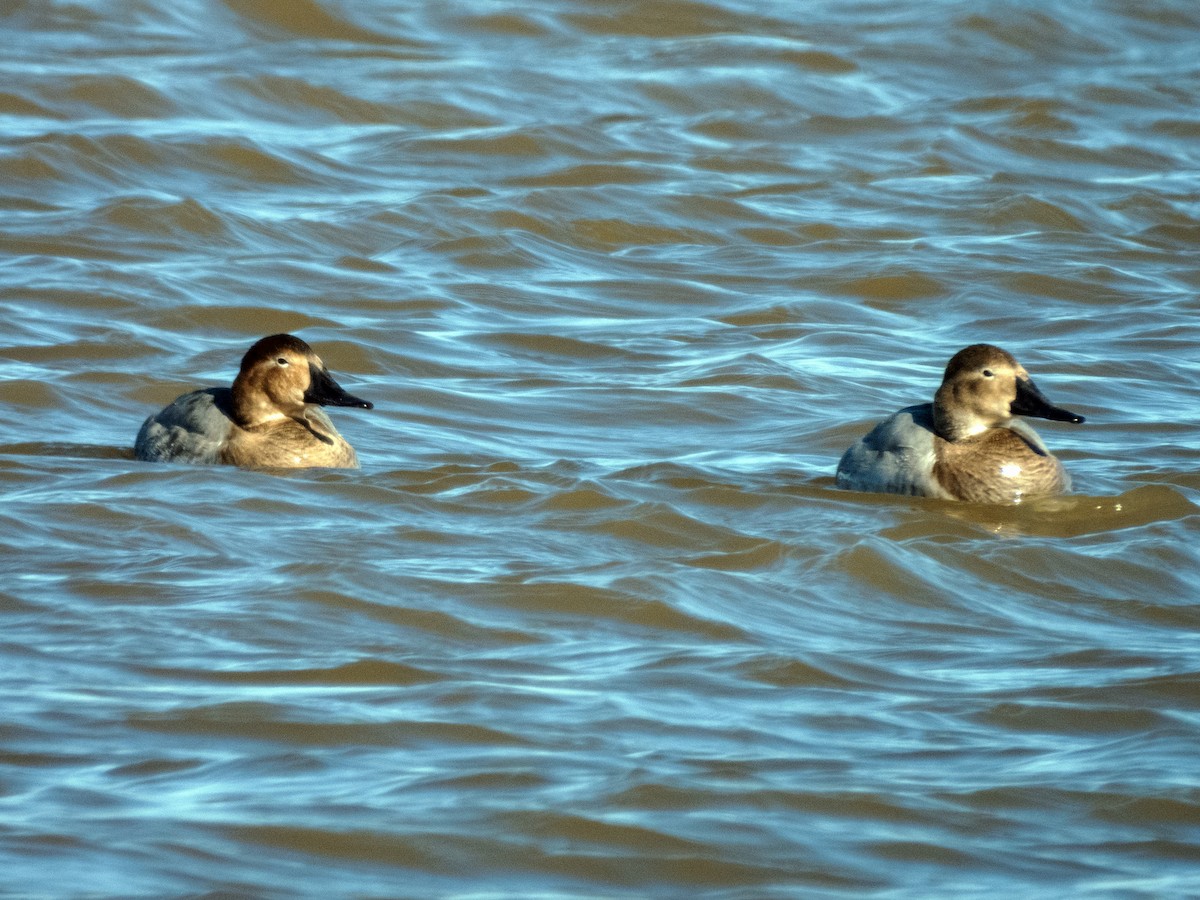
[134,334,371,469]
[836,344,1084,504]
[837,402,1070,504]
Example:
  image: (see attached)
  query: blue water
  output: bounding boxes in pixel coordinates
[2,1,1200,896]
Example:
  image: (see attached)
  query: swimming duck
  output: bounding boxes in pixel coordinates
[836,344,1084,503]
[135,334,372,468]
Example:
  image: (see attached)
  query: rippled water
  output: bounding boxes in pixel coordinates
[3,1,1200,896]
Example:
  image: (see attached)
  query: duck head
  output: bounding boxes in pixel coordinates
[932,344,1083,442]
[232,333,372,428]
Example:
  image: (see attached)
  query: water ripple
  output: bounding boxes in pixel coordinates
[3,0,1200,896]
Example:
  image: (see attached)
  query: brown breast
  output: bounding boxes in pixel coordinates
[932,428,1066,503]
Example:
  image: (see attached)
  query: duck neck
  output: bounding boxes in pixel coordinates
[231,374,289,429]
[932,387,993,443]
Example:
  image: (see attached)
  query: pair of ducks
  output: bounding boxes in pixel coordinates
[135,334,1085,504]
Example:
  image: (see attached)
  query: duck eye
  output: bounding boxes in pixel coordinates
[982,369,994,378]
[276,357,289,366]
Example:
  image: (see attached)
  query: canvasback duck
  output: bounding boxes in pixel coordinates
[135,334,372,468]
[836,344,1084,503]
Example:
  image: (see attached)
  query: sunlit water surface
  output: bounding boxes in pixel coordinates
[2,1,1200,896]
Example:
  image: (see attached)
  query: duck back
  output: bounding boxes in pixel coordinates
[134,388,234,464]
[836,404,947,498]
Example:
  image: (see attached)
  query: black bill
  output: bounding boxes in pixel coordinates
[1012,376,1083,424]
[304,363,373,409]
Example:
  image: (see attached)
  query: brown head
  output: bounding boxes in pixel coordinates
[932,343,1083,442]
[230,334,372,428]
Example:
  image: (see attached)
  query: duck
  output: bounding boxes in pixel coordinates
[836,344,1084,503]
[134,333,372,468]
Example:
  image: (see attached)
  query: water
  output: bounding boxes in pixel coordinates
[2,1,1200,896]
